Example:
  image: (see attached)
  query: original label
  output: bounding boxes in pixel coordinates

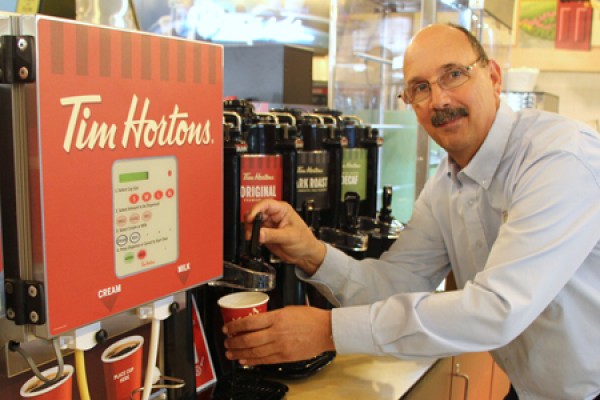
[240,155,283,219]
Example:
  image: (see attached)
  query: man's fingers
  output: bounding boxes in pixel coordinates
[225,330,274,352]
[245,199,287,225]
[223,311,273,336]
[259,226,293,246]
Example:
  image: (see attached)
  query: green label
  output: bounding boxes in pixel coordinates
[341,148,367,200]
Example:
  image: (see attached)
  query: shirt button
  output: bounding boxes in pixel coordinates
[468,200,474,206]
[476,240,483,248]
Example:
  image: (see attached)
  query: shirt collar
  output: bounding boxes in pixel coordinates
[445,101,515,190]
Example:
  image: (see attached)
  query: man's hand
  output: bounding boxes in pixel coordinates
[223,306,335,366]
[245,199,326,276]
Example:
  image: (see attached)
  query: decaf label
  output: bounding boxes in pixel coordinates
[296,151,329,210]
[341,148,367,200]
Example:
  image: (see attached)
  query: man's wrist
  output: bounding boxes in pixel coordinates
[302,240,326,276]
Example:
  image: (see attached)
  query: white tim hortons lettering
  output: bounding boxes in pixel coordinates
[297,178,309,189]
[255,173,274,181]
[342,175,359,185]
[61,95,117,153]
[345,162,361,169]
[240,185,277,198]
[309,177,328,189]
[97,284,122,298]
[176,118,212,145]
[122,95,212,149]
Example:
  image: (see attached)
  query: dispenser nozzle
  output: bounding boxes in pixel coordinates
[379,186,394,223]
[342,192,360,233]
[302,200,319,234]
[249,212,263,259]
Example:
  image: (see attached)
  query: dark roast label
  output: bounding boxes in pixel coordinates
[296,151,329,210]
[341,148,367,200]
[240,155,283,219]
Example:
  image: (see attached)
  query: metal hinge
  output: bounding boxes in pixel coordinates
[4,278,46,325]
[0,35,36,84]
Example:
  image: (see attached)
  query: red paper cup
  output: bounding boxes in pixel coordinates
[218,292,269,324]
[20,364,74,399]
[101,335,144,400]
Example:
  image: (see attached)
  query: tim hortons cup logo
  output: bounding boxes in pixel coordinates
[231,307,261,321]
[61,94,213,153]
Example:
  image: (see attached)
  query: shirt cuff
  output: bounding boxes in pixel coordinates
[332,304,378,354]
[304,244,351,290]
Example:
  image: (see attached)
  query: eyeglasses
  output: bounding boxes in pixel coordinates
[399,57,482,105]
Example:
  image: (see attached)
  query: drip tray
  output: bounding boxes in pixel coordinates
[258,351,336,380]
[211,370,288,400]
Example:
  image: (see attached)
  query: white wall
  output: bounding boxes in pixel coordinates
[534,71,600,130]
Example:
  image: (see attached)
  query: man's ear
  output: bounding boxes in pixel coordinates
[487,60,502,96]
[487,59,503,97]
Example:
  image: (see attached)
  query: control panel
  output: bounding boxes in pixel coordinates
[113,157,178,277]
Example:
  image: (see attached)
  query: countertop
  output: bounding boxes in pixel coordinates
[276,354,437,399]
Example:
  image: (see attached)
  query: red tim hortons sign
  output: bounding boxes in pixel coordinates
[32,16,223,336]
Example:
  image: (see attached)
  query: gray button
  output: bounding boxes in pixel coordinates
[116,235,128,247]
[130,232,141,243]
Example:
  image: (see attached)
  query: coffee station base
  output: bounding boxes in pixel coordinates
[272,354,435,400]
[209,370,289,400]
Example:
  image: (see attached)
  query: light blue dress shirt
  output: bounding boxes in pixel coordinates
[304,102,600,399]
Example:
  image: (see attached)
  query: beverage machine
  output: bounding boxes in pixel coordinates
[195,100,404,399]
[0,13,224,399]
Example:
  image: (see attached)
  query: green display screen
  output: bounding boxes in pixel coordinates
[119,171,149,183]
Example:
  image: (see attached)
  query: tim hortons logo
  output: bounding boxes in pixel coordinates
[61,94,213,153]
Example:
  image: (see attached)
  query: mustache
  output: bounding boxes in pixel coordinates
[431,107,469,127]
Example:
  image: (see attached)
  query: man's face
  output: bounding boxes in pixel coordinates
[403,25,502,168]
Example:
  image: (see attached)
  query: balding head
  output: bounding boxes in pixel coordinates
[401,23,503,168]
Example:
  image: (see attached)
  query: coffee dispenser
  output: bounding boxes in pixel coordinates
[308,113,347,230]
[193,113,285,399]
[358,186,404,259]
[266,113,304,311]
[339,115,383,220]
[319,192,369,260]
[0,210,4,321]
[252,112,337,380]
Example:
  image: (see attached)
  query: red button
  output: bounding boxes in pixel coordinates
[137,249,146,259]
[129,194,139,204]
[154,190,164,200]
[142,192,152,202]
[166,188,175,198]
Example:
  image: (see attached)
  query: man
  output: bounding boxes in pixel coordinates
[223,23,600,399]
